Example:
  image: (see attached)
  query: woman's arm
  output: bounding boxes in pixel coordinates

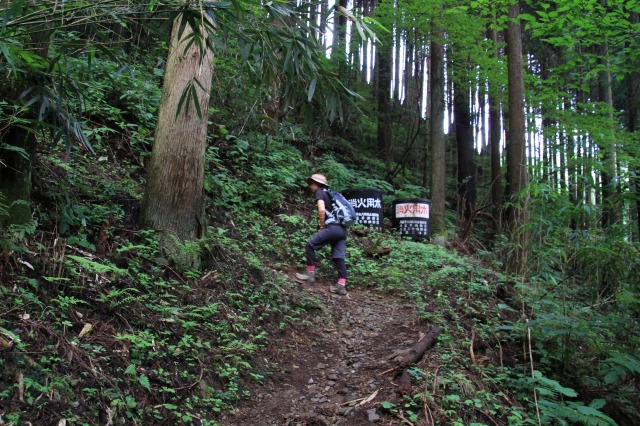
[316,199,326,229]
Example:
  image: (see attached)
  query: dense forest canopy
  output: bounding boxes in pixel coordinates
[1,0,639,424]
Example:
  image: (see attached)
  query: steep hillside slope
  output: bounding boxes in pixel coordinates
[1,137,626,425]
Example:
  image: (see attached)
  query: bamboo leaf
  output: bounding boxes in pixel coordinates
[38,96,49,121]
[1,144,29,160]
[354,21,366,41]
[113,65,129,79]
[0,43,17,72]
[307,77,317,102]
[2,0,25,30]
[190,84,202,119]
[176,83,191,119]
[177,13,190,41]
[72,120,94,153]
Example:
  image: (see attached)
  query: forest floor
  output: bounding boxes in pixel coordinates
[218,270,437,426]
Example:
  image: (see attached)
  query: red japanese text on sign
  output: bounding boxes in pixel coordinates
[395,203,430,218]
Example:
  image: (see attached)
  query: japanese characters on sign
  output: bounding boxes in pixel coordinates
[394,202,430,219]
[349,197,382,210]
[346,195,383,229]
[392,199,431,239]
[398,220,429,235]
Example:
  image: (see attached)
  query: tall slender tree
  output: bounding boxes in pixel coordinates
[628,11,640,239]
[376,32,394,173]
[453,57,476,223]
[429,12,447,244]
[487,26,503,235]
[504,0,529,274]
[598,41,620,228]
[422,40,432,190]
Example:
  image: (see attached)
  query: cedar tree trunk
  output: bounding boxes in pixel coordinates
[429,18,447,244]
[142,10,214,247]
[504,1,529,274]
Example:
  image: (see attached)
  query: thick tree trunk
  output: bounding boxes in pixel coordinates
[504,1,529,275]
[429,18,447,244]
[142,10,214,249]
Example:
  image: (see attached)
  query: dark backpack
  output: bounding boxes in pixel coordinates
[325,189,357,227]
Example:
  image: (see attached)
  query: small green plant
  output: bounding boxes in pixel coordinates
[525,370,617,425]
[0,218,37,254]
[66,255,127,276]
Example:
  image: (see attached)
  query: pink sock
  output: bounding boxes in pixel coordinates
[307,266,315,272]
[338,278,346,285]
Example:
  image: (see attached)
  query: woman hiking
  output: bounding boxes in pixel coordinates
[295,174,348,296]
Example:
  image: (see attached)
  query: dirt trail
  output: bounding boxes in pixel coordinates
[219,276,426,425]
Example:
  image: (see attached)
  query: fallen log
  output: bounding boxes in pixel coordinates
[395,327,443,397]
[399,326,443,368]
[396,369,412,396]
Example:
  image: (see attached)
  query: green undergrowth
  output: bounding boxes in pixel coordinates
[1,131,636,425]
[0,226,316,425]
[0,132,424,425]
